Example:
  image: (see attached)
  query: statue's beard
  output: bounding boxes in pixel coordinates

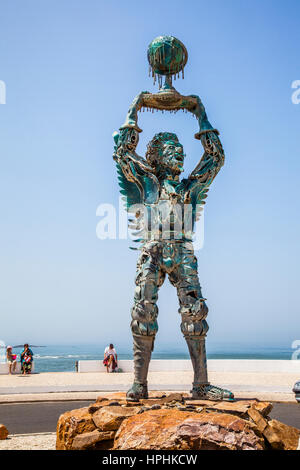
[162,163,183,175]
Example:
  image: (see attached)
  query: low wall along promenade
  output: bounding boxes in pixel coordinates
[0,362,35,375]
[77,359,300,374]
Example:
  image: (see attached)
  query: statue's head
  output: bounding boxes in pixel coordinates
[145,132,185,175]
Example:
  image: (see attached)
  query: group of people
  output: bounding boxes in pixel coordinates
[6,344,33,375]
[7,343,117,374]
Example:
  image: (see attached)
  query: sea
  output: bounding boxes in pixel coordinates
[1,343,296,373]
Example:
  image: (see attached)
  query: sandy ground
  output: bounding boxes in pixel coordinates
[0,433,56,450]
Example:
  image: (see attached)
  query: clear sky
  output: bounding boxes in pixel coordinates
[0,0,299,351]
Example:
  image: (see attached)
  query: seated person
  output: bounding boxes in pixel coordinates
[103,343,118,373]
[6,346,17,374]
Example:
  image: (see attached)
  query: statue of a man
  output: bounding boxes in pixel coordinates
[113,37,234,402]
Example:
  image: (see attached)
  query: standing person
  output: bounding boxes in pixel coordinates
[103,344,118,373]
[6,346,17,374]
[20,344,33,375]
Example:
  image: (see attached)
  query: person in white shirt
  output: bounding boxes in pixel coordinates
[103,343,118,373]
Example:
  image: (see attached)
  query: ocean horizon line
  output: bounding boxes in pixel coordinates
[1,344,297,373]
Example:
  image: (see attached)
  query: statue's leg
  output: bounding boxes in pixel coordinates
[127,243,165,401]
[169,244,234,401]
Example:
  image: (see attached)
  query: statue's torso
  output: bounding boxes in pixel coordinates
[131,177,196,243]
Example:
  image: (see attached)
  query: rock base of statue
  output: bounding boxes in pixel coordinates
[0,424,9,440]
[56,392,300,451]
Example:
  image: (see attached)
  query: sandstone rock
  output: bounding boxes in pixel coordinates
[0,424,8,440]
[247,406,268,433]
[123,401,144,407]
[185,400,218,407]
[71,429,115,450]
[139,393,185,407]
[114,409,265,450]
[92,405,140,431]
[95,392,187,403]
[96,392,125,401]
[88,399,128,414]
[251,401,273,417]
[56,395,298,452]
[212,400,254,415]
[88,403,104,414]
[150,404,161,410]
[56,407,96,450]
[185,399,272,418]
[263,419,300,450]
[92,392,186,411]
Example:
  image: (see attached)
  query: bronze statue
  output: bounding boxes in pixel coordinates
[113,36,234,402]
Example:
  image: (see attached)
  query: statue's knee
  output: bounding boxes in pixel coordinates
[131,319,158,336]
[131,302,158,336]
[180,297,209,337]
[181,319,209,337]
[179,298,208,318]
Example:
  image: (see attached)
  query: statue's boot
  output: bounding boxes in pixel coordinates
[126,335,154,401]
[185,336,234,401]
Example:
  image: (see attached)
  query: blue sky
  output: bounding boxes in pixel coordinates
[0,0,299,351]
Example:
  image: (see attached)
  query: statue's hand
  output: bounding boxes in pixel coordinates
[121,91,150,131]
[133,90,150,105]
[189,95,207,122]
[189,95,215,137]
[128,90,150,116]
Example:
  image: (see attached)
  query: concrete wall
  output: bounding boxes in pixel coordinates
[77,359,300,374]
[0,362,35,375]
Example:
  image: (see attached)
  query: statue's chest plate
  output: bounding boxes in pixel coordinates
[155,198,183,225]
[128,178,194,243]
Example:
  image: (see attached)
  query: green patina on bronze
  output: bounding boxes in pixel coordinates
[112,36,234,403]
[147,35,188,86]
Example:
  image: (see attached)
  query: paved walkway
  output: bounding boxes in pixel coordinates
[0,370,298,392]
[0,370,297,404]
[0,382,295,395]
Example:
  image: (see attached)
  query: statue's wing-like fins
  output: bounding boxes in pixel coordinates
[188,180,210,225]
[116,161,143,210]
[116,159,159,209]
[195,185,209,222]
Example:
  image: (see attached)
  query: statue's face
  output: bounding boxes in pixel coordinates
[161,140,185,173]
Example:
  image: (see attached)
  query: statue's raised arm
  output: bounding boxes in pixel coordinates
[113,92,152,174]
[113,93,159,209]
[189,95,225,186]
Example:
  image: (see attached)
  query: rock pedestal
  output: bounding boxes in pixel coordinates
[114,409,264,450]
[0,424,8,440]
[56,393,300,451]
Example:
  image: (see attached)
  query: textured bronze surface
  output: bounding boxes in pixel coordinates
[112,36,233,403]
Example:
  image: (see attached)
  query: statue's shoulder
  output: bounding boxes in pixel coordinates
[178,177,196,193]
